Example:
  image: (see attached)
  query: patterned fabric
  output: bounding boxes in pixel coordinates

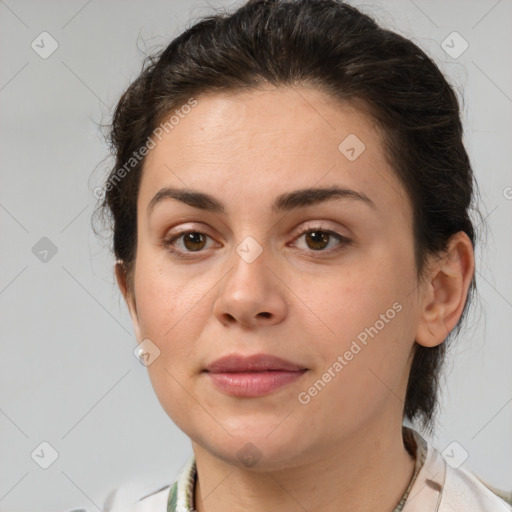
[166,454,195,512]
[395,426,428,510]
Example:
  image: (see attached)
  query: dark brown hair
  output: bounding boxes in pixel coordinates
[96,0,482,431]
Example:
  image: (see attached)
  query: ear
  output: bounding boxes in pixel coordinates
[115,261,142,342]
[415,231,475,348]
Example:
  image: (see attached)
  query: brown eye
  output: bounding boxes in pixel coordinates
[304,230,331,250]
[163,230,216,258]
[291,226,351,254]
[182,232,207,251]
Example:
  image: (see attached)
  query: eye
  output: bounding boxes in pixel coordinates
[162,225,351,259]
[291,225,351,253]
[162,230,218,257]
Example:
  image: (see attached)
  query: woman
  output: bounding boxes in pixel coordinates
[97,0,511,510]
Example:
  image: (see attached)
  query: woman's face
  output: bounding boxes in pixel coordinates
[121,86,429,469]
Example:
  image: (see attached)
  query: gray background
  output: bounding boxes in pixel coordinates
[0,0,511,510]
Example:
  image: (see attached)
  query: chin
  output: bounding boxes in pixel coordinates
[194,422,310,471]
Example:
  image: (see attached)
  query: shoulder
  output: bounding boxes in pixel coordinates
[405,429,512,512]
[441,463,512,511]
[101,455,195,512]
[102,482,173,512]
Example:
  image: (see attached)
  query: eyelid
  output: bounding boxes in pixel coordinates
[289,223,352,252]
[292,221,350,239]
[162,226,218,258]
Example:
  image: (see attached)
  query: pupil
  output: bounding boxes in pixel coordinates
[184,233,205,251]
[307,231,328,250]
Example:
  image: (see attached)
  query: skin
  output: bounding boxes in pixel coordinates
[115,86,475,512]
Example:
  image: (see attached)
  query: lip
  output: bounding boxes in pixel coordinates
[203,353,308,397]
[204,353,307,373]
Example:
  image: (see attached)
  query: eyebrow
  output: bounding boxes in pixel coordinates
[147,185,377,216]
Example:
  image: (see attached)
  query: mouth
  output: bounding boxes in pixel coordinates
[204,353,307,373]
[204,369,307,397]
[203,353,308,397]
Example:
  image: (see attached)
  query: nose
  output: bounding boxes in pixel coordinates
[212,239,288,329]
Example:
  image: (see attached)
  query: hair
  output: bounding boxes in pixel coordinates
[96,0,482,431]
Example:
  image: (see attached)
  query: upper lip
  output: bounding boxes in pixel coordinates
[204,353,307,373]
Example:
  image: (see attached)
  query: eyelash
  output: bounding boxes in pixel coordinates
[162,225,352,259]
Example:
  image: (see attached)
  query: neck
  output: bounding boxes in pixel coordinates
[192,417,415,512]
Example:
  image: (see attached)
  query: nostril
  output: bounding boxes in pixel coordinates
[258,312,271,318]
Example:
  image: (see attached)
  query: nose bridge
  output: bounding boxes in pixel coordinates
[227,234,270,298]
[235,234,266,266]
[213,233,287,326]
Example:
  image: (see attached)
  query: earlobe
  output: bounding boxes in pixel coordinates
[114,260,142,341]
[415,232,475,348]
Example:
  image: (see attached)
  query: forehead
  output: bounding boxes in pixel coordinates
[139,86,410,220]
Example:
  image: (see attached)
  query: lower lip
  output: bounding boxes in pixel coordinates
[205,370,307,397]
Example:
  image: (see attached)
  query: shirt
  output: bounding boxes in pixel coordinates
[103,427,512,512]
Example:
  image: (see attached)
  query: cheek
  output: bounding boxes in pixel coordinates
[301,262,406,351]
[132,261,213,382]
[134,264,211,428]
[294,312,412,441]
[298,256,416,405]
[134,252,203,333]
